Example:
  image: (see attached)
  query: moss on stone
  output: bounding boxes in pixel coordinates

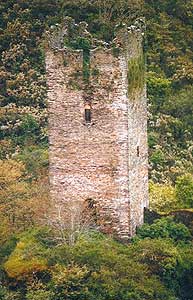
[63,36,91,84]
[83,48,90,82]
[63,59,68,67]
[67,78,82,90]
[91,68,100,77]
[112,45,121,57]
[127,54,145,96]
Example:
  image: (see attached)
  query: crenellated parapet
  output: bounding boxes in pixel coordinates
[46,16,145,53]
[46,17,146,100]
[46,16,107,51]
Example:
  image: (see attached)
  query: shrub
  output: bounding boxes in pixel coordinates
[0,286,21,300]
[0,159,25,187]
[0,234,17,265]
[16,114,40,145]
[147,72,171,113]
[0,159,36,232]
[26,280,53,300]
[177,245,193,300]
[137,239,193,300]
[0,158,50,232]
[50,264,90,300]
[4,230,191,299]
[150,149,166,169]
[26,290,53,300]
[0,285,6,300]
[149,181,179,213]
[176,174,193,208]
[47,232,175,300]
[136,217,192,242]
[4,228,49,280]
[17,146,48,179]
[130,238,180,291]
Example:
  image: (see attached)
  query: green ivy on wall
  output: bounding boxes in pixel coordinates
[127,53,145,96]
[65,36,91,83]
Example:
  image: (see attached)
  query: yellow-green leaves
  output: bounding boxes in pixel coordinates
[127,54,145,96]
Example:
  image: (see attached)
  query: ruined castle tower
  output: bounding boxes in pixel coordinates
[46,18,148,240]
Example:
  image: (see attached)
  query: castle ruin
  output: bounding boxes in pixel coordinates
[46,18,148,240]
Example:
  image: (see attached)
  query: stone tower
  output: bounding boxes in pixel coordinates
[46,18,148,240]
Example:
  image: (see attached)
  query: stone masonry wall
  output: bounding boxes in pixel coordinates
[126,31,149,235]
[46,19,148,240]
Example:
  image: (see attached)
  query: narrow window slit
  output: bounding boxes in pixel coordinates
[137,146,140,157]
[85,103,91,123]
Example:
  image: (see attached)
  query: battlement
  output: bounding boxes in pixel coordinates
[46,16,145,51]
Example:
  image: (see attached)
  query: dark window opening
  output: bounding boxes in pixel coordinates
[137,146,140,157]
[83,198,97,226]
[85,104,91,123]
[85,109,91,122]
[86,198,95,209]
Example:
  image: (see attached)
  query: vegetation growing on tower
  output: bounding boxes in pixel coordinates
[0,0,192,299]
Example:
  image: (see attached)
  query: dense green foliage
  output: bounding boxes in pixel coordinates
[145,0,193,183]
[136,216,192,242]
[0,1,193,299]
[0,219,192,300]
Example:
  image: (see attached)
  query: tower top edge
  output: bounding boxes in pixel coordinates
[45,16,146,52]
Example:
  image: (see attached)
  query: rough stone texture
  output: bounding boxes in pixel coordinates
[46,18,148,240]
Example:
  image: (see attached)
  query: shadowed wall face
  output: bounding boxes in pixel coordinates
[46,19,148,240]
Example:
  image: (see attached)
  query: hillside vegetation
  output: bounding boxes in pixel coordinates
[0,1,193,299]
